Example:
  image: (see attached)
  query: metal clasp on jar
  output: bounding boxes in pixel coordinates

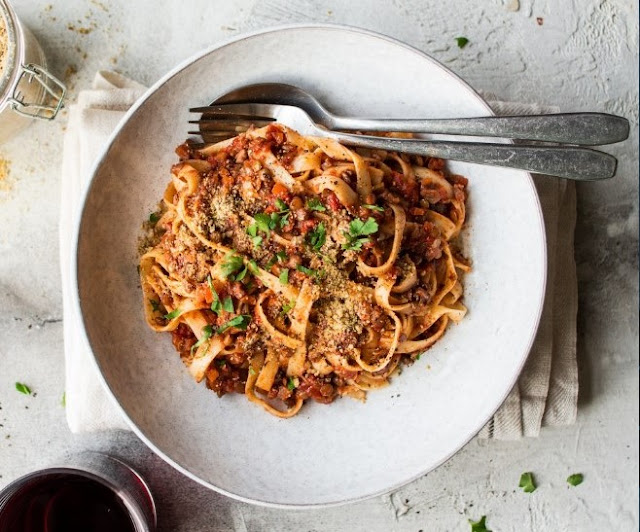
[6,63,66,121]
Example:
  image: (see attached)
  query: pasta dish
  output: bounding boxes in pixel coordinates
[139,124,469,417]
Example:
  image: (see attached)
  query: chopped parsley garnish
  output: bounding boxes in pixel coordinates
[287,377,297,390]
[519,472,536,493]
[363,204,384,212]
[306,222,326,251]
[222,296,234,313]
[217,314,251,333]
[275,198,289,212]
[469,516,490,532]
[208,275,223,315]
[191,324,213,355]
[296,264,317,277]
[246,223,263,248]
[280,300,295,316]
[149,211,161,223]
[342,217,379,251]
[216,359,227,368]
[61,392,66,407]
[234,263,249,282]
[307,197,326,212]
[567,473,583,486]
[15,382,31,395]
[220,252,244,279]
[416,354,422,360]
[456,36,469,49]
[248,260,260,275]
[149,299,161,312]
[248,366,256,376]
[164,308,182,320]
[276,250,288,262]
[279,269,289,285]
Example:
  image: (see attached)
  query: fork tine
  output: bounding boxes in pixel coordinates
[190,103,278,118]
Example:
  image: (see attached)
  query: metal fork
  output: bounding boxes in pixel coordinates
[189,102,618,180]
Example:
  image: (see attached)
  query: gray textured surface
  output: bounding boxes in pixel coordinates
[0,0,637,530]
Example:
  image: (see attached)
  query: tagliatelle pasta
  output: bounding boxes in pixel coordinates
[139,123,469,418]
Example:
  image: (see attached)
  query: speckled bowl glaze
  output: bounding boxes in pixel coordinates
[73,25,546,507]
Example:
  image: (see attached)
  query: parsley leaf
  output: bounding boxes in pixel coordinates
[164,308,182,320]
[469,516,491,532]
[248,260,260,275]
[191,324,213,355]
[343,217,379,251]
[149,211,161,223]
[235,263,249,281]
[208,275,223,315]
[287,376,297,390]
[276,250,288,262]
[217,315,251,333]
[306,222,326,252]
[15,382,31,395]
[248,366,256,376]
[275,198,289,213]
[519,472,536,493]
[296,264,317,277]
[61,392,66,407]
[222,296,234,313]
[280,300,295,316]
[220,252,244,279]
[307,198,326,212]
[363,203,384,212]
[279,269,289,285]
[246,223,263,248]
[456,36,469,49]
[254,213,275,234]
[149,299,161,312]
[567,473,583,486]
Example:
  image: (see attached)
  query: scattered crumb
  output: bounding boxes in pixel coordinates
[67,23,95,35]
[220,25,237,31]
[0,156,13,194]
[327,10,333,15]
[536,17,544,25]
[505,0,520,11]
[44,4,52,11]
[64,64,77,81]
[90,0,109,12]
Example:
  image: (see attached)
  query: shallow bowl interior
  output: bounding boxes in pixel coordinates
[75,25,546,507]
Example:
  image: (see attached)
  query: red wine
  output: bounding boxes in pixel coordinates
[0,473,136,532]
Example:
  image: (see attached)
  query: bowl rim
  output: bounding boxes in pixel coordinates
[71,22,547,509]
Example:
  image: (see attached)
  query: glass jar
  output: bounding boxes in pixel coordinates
[0,0,65,143]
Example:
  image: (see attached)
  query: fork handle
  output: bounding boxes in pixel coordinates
[329,113,629,146]
[328,131,617,180]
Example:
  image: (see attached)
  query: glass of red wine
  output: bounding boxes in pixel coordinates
[0,452,156,532]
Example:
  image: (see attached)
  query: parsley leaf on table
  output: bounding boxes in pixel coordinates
[456,36,470,48]
[469,516,491,532]
[15,382,31,395]
[567,473,583,486]
[519,472,537,493]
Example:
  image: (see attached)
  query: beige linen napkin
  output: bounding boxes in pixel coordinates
[60,72,578,437]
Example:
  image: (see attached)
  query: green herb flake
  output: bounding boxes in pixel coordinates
[164,308,182,320]
[216,359,227,368]
[287,377,297,390]
[279,269,289,285]
[217,315,251,333]
[220,252,244,279]
[567,473,583,487]
[248,260,260,275]
[280,300,295,316]
[275,198,289,212]
[208,275,223,315]
[234,263,249,282]
[275,250,288,263]
[296,264,317,277]
[519,472,536,493]
[307,198,326,212]
[343,217,379,251]
[249,367,256,376]
[469,516,491,532]
[149,212,161,223]
[191,324,213,355]
[363,204,384,212]
[15,382,31,395]
[456,36,469,49]
[306,222,326,252]
[246,223,262,248]
[61,392,66,407]
[254,213,274,234]
[222,296,234,313]
[149,299,161,312]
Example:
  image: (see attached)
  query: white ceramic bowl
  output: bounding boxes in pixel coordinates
[74,25,546,507]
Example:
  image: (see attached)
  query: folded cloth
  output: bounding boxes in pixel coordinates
[60,72,578,437]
